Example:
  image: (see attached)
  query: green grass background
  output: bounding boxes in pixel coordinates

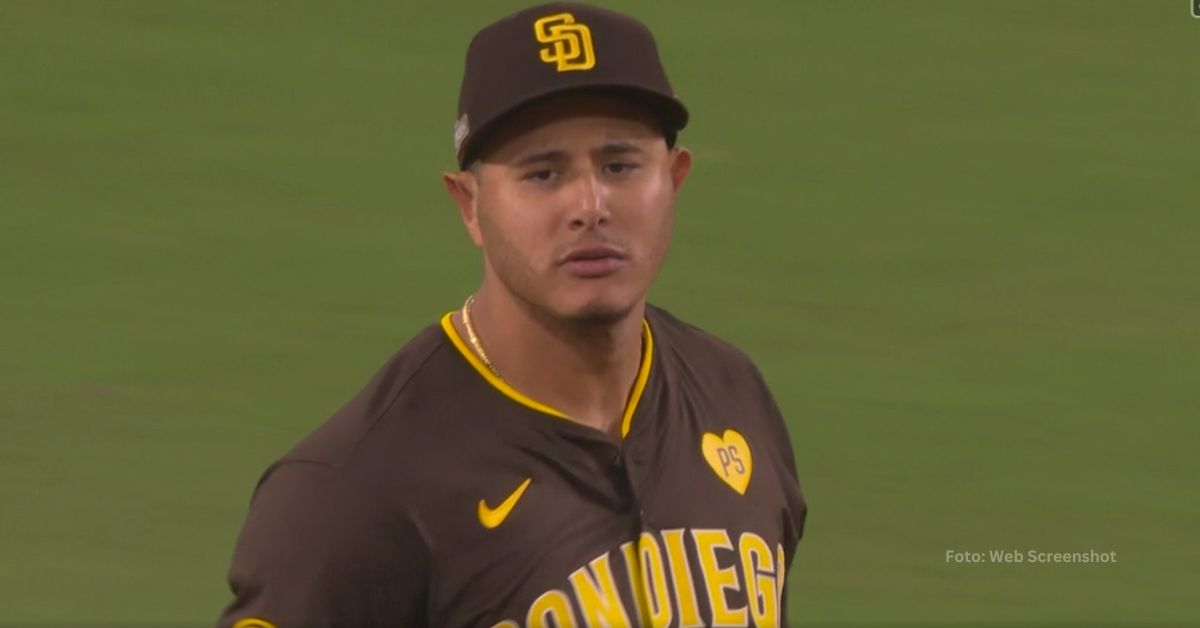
[2,1,1198,625]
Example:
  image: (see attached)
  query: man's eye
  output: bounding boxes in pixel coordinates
[604,162,638,175]
[523,169,557,182]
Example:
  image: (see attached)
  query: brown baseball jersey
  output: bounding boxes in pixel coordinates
[218,304,806,628]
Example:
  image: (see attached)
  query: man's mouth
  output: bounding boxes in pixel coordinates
[560,245,627,278]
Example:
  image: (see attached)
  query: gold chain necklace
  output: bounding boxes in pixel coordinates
[462,295,501,378]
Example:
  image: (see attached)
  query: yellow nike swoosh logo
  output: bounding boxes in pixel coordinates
[477,477,532,529]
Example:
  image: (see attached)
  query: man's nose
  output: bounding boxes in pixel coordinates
[568,172,610,231]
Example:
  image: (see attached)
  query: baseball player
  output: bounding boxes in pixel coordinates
[218,3,806,627]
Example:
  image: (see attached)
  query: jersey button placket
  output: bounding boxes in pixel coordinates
[619,448,654,529]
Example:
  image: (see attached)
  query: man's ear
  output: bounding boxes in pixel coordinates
[442,169,484,247]
[668,147,692,192]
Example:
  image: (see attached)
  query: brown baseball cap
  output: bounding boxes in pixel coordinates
[453,2,689,168]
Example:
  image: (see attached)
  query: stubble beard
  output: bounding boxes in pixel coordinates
[477,208,656,334]
[500,263,639,333]
[484,247,640,334]
[559,297,637,328]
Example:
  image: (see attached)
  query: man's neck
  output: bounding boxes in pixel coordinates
[457,287,646,439]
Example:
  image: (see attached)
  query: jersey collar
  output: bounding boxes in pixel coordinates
[440,312,653,439]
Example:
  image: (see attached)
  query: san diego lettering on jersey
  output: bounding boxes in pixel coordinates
[493,528,787,627]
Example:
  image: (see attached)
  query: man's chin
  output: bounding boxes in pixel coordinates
[562,297,639,328]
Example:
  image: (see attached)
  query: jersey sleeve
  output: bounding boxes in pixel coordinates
[216,461,430,628]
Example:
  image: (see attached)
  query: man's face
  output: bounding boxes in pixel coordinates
[446,94,692,325]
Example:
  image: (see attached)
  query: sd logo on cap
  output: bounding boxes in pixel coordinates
[534,13,596,72]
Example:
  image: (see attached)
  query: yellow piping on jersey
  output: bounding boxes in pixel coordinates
[620,319,653,438]
[440,312,653,438]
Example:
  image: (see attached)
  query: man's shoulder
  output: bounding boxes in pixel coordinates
[646,303,758,372]
[274,317,457,470]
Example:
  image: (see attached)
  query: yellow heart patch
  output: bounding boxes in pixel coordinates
[701,429,753,495]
